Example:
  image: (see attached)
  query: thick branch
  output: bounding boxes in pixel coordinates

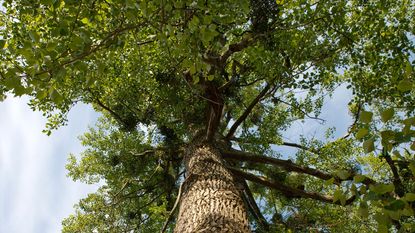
[229,167,356,206]
[241,180,269,231]
[224,150,331,180]
[225,82,272,140]
[223,150,376,186]
[220,35,255,65]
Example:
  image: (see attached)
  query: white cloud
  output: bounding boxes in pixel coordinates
[0,96,99,233]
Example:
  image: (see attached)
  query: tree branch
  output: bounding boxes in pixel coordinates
[383,148,404,197]
[222,149,376,186]
[341,103,361,139]
[228,167,356,206]
[35,23,149,77]
[273,98,325,123]
[241,180,270,231]
[224,150,330,180]
[225,82,273,140]
[281,141,320,154]
[230,136,321,155]
[219,34,256,65]
[161,182,183,233]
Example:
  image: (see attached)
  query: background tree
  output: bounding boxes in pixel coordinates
[1,0,415,232]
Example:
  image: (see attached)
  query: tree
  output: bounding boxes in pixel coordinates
[1,0,415,232]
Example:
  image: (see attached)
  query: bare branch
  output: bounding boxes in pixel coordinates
[228,167,356,206]
[274,98,326,123]
[224,150,330,180]
[230,137,320,155]
[220,34,256,65]
[225,82,273,140]
[241,180,270,231]
[222,150,376,186]
[161,182,184,233]
[341,103,361,139]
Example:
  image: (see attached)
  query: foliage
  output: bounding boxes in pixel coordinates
[1,0,415,232]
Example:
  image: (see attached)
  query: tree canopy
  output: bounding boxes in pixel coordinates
[1,0,415,232]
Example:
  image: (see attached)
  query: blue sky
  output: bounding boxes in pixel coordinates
[0,96,100,233]
[0,85,353,233]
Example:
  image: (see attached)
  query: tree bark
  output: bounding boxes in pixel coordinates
[174,140,251,233]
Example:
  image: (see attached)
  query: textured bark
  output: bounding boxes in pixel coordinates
[174,141,251,233]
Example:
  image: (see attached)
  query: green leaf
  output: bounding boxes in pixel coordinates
[397,79,413,92]
[384,209,401,220]
[370,183,394,195]
[363,138,375,153]
[353,174,366,183]
[81,17,90,25]
[402,206,414,216]
[405,60,413,78]
[49,88,63,103]
[3,77,22,89]
[356,128,369,139]
[411,141,415,151]
[324,177,335,186]
[380,108,394,123]
[36,90,48,100]
[359,110,373,123]
[333,189,345,205]
[385,200,405,211]
[192,76,199,84]
[0,39,6,49]
[377,224,388,233]
[336,170,350,180]
[189,16,200,30]
[358,205,369,219]
[29,31,40,43]
[403,193,415,202]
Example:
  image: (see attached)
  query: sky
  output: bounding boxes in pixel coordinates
[0,85,353,233]
[0,96,100,233]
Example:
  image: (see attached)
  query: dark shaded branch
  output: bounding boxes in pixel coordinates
[206,84,224,141]
[281,141,320,154]
[383,148,404,197]
[220,34,255,65]
[161,182,183,233]
[341,103,361,139]
[89,91,125,124]
[224,150,330,180]
[225,82,272,140]
[223,150,376,186]
[241,180,269,231]
[229,167,356,206]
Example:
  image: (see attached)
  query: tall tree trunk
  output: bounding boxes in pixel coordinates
[174,140,251,232]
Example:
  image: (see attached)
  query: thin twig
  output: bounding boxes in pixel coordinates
[160,182,184,233]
